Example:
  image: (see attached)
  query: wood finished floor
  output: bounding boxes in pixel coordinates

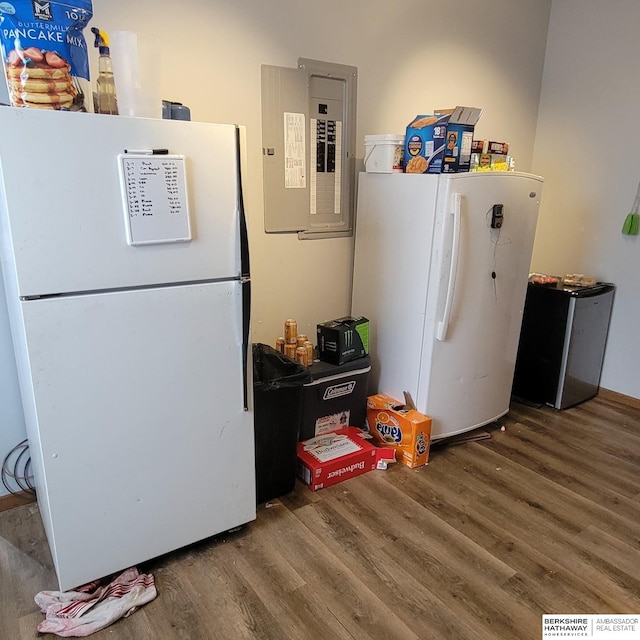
[1,393,639,639]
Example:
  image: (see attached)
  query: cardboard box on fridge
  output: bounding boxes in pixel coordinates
[404,107,482,174]
[438,106,483,173]
[471,153,512,172]
[404,113,450,174]
[472,139,510,155]
[297,427,396,491]
[366,393,431,468]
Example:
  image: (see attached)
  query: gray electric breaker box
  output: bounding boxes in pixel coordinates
[261,58,358,238]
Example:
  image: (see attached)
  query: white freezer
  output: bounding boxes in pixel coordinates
[352,171,543,441]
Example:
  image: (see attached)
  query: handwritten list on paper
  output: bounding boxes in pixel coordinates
[118,154,191,245]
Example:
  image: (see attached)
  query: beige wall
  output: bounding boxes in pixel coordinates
[532,0,640,399]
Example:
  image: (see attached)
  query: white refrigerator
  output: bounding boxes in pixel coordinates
[351,171,543,441]
[0,107,256,590]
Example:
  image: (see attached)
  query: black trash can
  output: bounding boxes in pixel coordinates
[253,343,312,504]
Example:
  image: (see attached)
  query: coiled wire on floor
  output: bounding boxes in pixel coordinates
[2,439,35,497]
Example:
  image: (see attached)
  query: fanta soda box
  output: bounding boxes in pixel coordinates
[366,393,431,468]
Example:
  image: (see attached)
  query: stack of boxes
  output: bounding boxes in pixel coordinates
[273,316,372,441]
[365,106,515,177]
[294,316,381,491]
[300,316,371,440]
[289,316,433,491]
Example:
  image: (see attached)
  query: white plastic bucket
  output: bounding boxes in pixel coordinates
[364,134,405,173]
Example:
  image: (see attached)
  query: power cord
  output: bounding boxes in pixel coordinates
[1,439,35,497]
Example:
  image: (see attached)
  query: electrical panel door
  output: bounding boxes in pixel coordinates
[261,58,357,238]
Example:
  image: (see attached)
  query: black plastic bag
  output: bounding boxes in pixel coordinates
[252,344,311,504]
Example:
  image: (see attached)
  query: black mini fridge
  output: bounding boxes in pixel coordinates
[512,281,615,409]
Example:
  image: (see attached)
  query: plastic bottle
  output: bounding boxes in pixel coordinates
[91,28,118,115]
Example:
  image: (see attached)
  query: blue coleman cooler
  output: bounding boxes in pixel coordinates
[299,355,371,441]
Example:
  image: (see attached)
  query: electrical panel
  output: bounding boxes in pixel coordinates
[261,58,357,238]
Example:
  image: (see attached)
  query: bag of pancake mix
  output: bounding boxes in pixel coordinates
[0,0,93,111]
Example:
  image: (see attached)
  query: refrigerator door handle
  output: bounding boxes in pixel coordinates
[236,126,250,280]
[437,192,462,342]
[241,277,251,411]
[236,126,251,411]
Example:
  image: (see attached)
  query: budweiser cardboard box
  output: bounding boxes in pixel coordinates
[366,393,431,468]
[404,107,482,174]
[317,316,369,365]
[297,427,396,491]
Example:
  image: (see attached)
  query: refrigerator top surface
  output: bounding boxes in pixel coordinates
[528,281,615,297]
[439,170,544,183]
[0,108,243,297]
[359,170,544,184]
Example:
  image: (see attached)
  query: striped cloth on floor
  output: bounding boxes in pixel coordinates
[34,567,157,637]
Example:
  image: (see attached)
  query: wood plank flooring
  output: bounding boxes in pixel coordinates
[1,393,639,639]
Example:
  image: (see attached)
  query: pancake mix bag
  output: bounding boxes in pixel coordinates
[0,0,93,110]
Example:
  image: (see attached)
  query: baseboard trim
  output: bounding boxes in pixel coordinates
[0,490,36,513]
[598,388,640,410]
